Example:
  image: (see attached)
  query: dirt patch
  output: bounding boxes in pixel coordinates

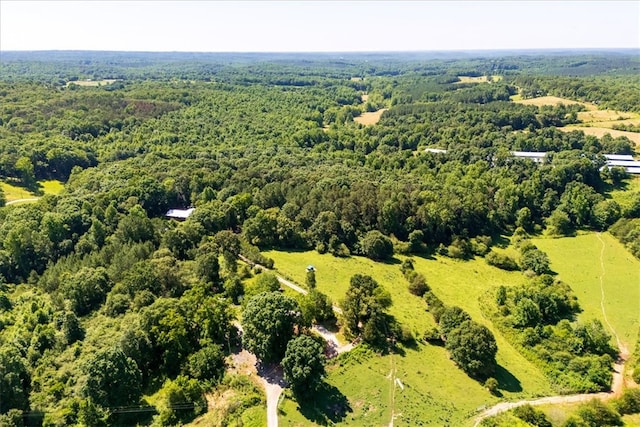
[354,109,387,126]
[559,126,640,145]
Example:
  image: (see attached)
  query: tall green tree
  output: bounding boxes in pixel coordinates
[445,320,497,379]
[81,347,142,408]
[242,292,302,362]
[340,274,392,342]
[282,335,326,400]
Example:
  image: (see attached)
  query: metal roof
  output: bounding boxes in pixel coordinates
[165,208,195,219]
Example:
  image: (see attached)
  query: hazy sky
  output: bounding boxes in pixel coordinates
[1,1,638,52]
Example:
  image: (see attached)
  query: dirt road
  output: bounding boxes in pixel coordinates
[5,198,39,205]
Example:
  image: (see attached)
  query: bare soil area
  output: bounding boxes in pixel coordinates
[354,109,387,126]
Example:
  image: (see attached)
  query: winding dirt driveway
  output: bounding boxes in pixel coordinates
[235,257,354,427]
[5,198,39,205]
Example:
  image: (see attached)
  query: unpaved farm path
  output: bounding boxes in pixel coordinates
[473,233,633,426]
[5,198,39,205]
[235,257,355,427]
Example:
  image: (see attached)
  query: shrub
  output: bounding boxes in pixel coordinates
[614,388,640,415]
[485,377,499,395]
[486,251,519,271]
[408,274,429,297]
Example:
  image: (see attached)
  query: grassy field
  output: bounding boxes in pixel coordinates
[512,94,640,145]
[1,179,64,203]
[532,233,640,354]
[609,177,640,211]
[514,96,594,109]
[265,250,553,426]
[558,126,640,146]
[456,75,502,84]
[66,79,119,87]
[354,109,387,126]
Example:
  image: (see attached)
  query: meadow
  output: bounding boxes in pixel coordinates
[353,109,388,126]
[609,177,640,211]
[532,233,640,355]
[1,179,64,203]
[265,249,553,426]
[558,126,640,146]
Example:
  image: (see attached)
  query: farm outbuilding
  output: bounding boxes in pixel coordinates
[165,207,195,220]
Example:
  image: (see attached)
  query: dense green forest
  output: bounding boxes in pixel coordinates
[0,50,639,426]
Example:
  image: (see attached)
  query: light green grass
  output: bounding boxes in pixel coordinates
[609,177,640,212]
[1,179,64,202]
[409,256,552,397]
[280,345,498,427]
[532,232,640,354]
[1,181,35,201]
[40,179,64,195]
[266,250,553,426]
[263,250,437,334]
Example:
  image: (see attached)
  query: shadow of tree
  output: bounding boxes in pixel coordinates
[495,364,522,393]
[296,382,352,425]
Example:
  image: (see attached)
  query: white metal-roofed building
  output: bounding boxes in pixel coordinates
[165,208,195,220]
[511,151,547,163]
[603,154,634,161]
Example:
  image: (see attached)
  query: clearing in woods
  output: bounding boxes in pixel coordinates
[66,79,119,87]
[558,126,640,146]
[266,250,552,426]
[456,75,503,84]
[532,233,640,356]
[354,108,387,125]
[513,95,640,145]
[1,180,64,203]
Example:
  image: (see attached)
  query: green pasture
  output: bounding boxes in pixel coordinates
[609,176,640,212]
[265,250,554,426]
[532,232,640,354]
[1,179,64,202]
[279,344,499,427]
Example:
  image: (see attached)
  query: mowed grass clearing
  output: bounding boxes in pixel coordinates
[354,109,387,126]
[514,95,595,110]
[1,179,64,203]
[532,232,640,354]
[265,250,553,426]
[456,75,503,84]
[66,79,119,87]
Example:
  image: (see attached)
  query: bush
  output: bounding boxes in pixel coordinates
[512,404,552,427]
[486,251,519,271]
[575,399,622,427]
[360,230,393,261]
[633,366,640,384]
[614,388,640,415]
[408,274,429,297]
[485,377,499,395]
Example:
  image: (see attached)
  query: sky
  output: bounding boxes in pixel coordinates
[1,1,638,52]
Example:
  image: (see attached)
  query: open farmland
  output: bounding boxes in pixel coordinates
[532,233,640,355]
[353,108,387,125]
[265,250,553,426]
[559,126,640,145]
[456,75,503,84]
[514,95,595,110]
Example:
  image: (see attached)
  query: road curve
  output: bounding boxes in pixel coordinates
[473,392,610,426]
